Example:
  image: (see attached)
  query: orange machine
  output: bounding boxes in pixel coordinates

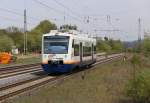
[0,52,12,64]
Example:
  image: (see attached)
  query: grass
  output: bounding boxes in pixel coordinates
[0,54,41,68]
[5,58,136,103]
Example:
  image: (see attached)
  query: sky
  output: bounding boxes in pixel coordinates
[0,0,150,41]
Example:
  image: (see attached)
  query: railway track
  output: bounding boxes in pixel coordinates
[0,67,42,79]
[0,63,41,79]
[0,63,40,74]
[0,53,123,102]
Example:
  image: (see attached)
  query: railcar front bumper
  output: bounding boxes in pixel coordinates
[41,63,75,73]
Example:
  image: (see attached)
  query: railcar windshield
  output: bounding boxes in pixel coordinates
[43,36,69,54]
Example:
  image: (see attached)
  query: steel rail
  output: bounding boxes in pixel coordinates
[0,68,42,79]
[0,63,40,72]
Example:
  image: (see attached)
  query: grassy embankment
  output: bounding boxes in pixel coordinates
[5,55,150,103]
[0,54,41,68]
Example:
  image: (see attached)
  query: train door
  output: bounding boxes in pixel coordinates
[80,42,83,63]
[92,43,94,61]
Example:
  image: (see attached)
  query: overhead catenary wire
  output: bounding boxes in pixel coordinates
[0,7,52,28]
[32,0,83,23]
[52,0,83,19]
[0,7,41,22]
[32,0,102,34]
[0,15,36,26]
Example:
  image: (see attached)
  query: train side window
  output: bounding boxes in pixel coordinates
[83,46,91,57]
[74,44,79,56]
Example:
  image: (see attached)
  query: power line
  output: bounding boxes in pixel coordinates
[95,29,120,32]
[33,0,64,14]
[33,0,101,34]
[52,0,82,18]
[0,15,36,26]
[52,0,102,29]
[32,0,83,23]
[0,7,41,22]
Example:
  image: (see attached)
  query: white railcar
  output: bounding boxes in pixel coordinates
[41,30,96,73]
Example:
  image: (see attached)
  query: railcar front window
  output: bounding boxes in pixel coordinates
[44,36,69,54]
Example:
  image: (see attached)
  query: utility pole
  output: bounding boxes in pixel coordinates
[85,16,90,34]
[87,16,90,23]
[138,18,141,52]
[64,16,66,24]
[24,9,27,55]
[106,15,111,39]
[107,15,111,24]
[94,29,97,39]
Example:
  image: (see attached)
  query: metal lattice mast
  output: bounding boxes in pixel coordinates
[24,9,27,55]
[138,18,141,52]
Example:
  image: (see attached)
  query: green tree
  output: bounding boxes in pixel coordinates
[108,39,123,52]
[96,40,111,52]
[27,30,41,52]
[142,38,150,56]
[33,20,57,34]
[0,35,14,52]
[6,27,24,52]
[96,38,124,53]
[104,36,109,41]
[28,20,57,52]
[0,29,7,36]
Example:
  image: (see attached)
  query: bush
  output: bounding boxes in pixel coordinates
[96,40,111,52]
[11,55,17,62]
[125,69,150,103]
[130,54,141,66]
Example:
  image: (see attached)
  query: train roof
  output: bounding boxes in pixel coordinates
[43,30,96,42]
